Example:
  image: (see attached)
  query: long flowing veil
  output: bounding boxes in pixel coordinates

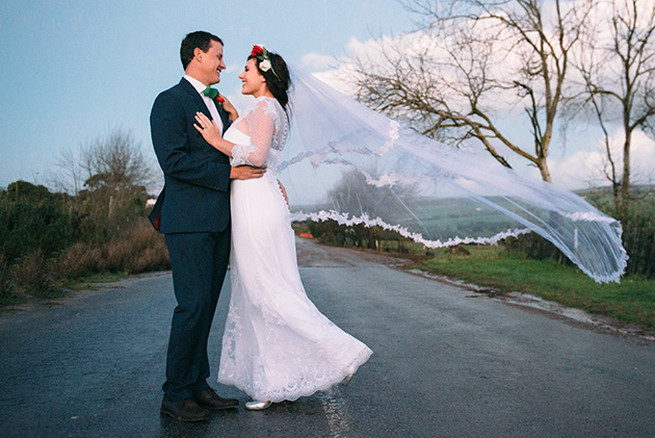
[276,63,627,283]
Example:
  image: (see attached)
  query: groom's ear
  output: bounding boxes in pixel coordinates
[193,47,204,62]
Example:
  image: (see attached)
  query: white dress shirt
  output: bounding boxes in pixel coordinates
[184,75,224,133]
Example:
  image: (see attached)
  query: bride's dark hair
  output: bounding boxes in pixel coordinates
[248,51,291,114]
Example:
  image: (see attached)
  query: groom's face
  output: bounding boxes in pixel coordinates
[197,40,226,85]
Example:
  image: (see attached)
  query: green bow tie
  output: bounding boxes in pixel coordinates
[203,87,219,99]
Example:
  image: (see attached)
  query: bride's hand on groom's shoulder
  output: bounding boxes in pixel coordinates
[194,112,221,147]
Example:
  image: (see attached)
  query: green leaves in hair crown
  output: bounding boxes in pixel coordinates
[251,44,281,82]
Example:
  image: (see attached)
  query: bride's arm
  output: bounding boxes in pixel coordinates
[232,102,274,166]
[194,101,274,167]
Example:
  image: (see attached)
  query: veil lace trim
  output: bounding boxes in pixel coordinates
[276,63,627,283]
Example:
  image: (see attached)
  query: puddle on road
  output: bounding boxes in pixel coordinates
[319,388,357,437]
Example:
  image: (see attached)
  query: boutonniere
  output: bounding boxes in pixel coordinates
[203,87,225,109]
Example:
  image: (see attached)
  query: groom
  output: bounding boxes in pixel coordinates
[149,31,265,422]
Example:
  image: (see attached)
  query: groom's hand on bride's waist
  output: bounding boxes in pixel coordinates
[230,165,266,180]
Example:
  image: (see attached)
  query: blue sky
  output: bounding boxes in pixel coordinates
[0,0,415,188]
[3,1,652,193]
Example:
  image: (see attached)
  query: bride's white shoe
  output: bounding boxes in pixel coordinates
[244,400,272,411]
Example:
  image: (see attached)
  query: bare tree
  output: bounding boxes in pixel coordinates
[576,0,655,217]
[346,0,595,182]
[53,148,84,197]
[81,129,154,191]
[80,129,155,219]
[327,168,418,217]
[325,168,419,249]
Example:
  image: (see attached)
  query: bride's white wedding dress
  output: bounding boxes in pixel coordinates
[218,96,373,403]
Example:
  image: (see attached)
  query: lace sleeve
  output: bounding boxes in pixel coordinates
[231,99,275,167]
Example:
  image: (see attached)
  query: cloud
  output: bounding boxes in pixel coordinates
[312,65,360,96]
[549,128,655,189]
[296,1,655,191]
[224,63,242,74]
[301,52,336,71]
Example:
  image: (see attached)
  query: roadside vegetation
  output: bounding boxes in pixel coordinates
[3,175,651,331]
[301,190,655,330]
[416,246,655,330]
[0,130,169,309]
[3,0,654,331]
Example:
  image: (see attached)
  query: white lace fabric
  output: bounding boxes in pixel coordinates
[219,96,372,402]
[229,96,289,171]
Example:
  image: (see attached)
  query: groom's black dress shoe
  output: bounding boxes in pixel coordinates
[160,397,210,422]
[192,387,239,410]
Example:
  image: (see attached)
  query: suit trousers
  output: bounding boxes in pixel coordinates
[162,230,230,401]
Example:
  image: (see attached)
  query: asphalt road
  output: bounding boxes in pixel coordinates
[1,238,654,437]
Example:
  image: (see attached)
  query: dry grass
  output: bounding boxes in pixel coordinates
[57,242,103,278]
[1,217,169,308]
[100,219,169,273]
[0,252,12,300]
[10,249,55,298]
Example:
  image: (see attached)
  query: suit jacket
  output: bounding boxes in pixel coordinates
[148,78,232,233]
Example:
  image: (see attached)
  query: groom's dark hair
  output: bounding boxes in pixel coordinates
[180,31,223,70]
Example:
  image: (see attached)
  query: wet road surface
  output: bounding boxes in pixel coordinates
[1,238,654,437]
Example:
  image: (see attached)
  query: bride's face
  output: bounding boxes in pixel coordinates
[239,59,266,96]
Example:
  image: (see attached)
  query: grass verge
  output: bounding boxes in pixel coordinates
[410,245,655,330]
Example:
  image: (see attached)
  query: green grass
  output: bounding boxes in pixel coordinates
[411,246,655,330]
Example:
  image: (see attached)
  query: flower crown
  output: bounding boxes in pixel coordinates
[251,44,281,82]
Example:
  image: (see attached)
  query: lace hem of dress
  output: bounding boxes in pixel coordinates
[219,346,372,403]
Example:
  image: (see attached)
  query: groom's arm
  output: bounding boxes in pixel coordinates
[151,92,231,192]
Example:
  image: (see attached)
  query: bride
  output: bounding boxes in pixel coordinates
[194,45,373,411]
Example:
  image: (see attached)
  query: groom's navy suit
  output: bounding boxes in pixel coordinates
[149,77,232,401]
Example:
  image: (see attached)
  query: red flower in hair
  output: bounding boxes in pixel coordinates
[251,45,264,56]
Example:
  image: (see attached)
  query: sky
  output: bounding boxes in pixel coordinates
[0,0,415,189]
[1,0,653,193]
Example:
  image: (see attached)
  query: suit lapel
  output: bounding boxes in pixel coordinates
[179,78,229,133]
[179,78,212,119]
[209,98,231,134]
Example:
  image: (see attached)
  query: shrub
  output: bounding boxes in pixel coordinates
[11,249,53,296]
[100,218,169,274]
[0,252,12,299]
[621,200,655,277]
[307,219,410,251]
[503,233,573,266]
[57,243,103,279]
[503,197,655,278]
[0,181,76,263]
